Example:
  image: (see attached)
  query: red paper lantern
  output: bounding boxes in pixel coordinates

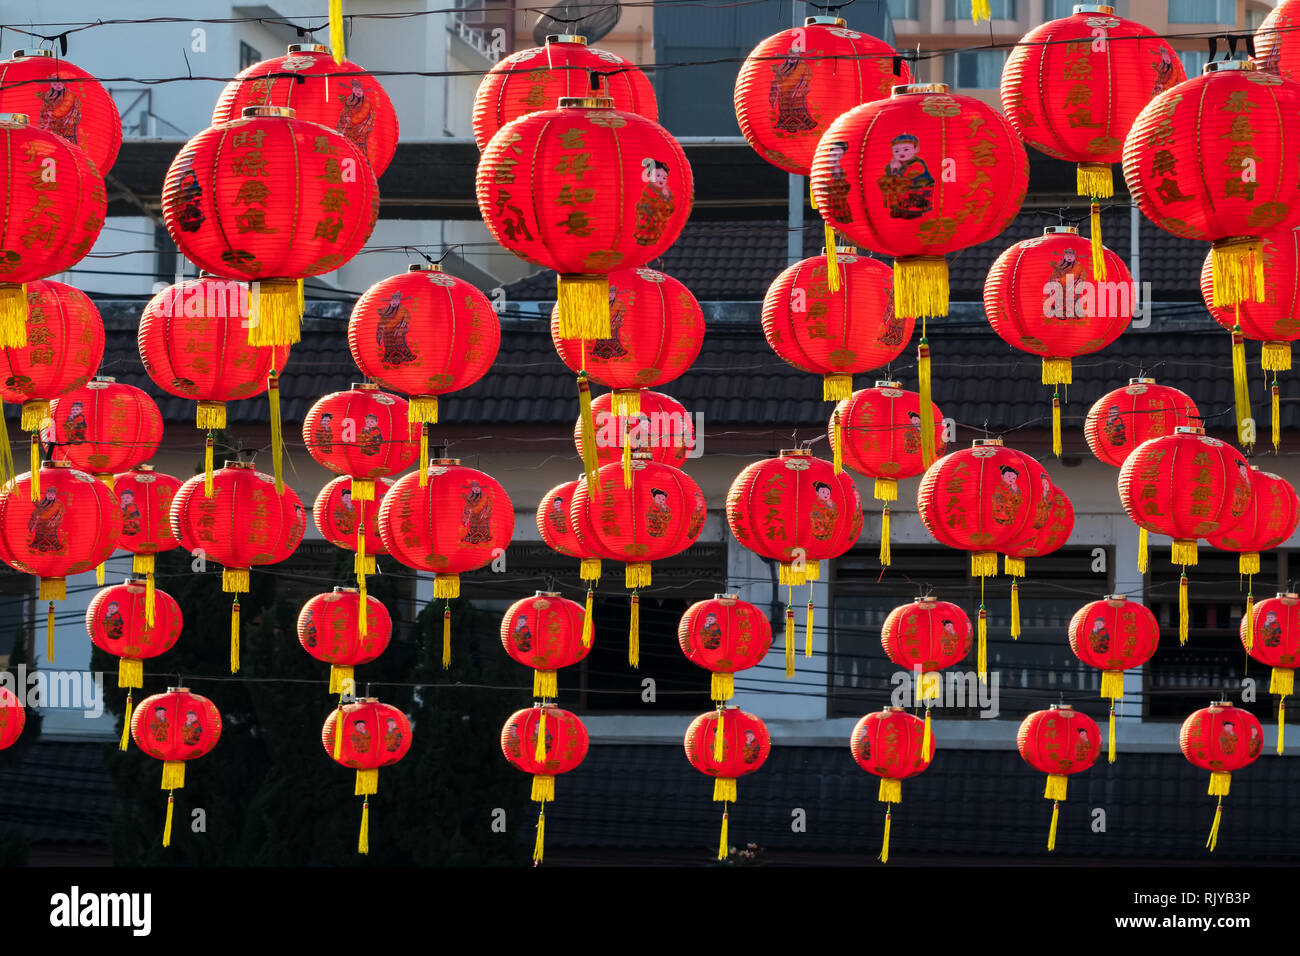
[502,703,589,863]
[130,687,221,846]
[1123,60,1300,311]
[850,707,934,863]
[1199,229,1300,360]
[0,279,104,429]
[726,448,862,585]
[1180,701,1263,850]
[501,591,590,698]
[880,596,972,682]
[86,579,182,702]
[1207,467,1299,573]
[762,251,911,401]
[1240,592,1300,753]
[735,16,910,176]
[473,34,657,150]
[302,385,421,497]
[322,697,412,855]
[213,43,399,175]
[983,227,1133,386]
[1255,0,1300,79]
[536,477,602,584]
[160,107,380,346]
[476,93,693,340]
[574,389,695,469]
[684,707,770,860]
[1067,593,1159,761]
[348,264,500,429]
[298,588,392,693]
[50,378,162,479]
[551,266,704,411]
[1000,8,1183,198]
[0,114,105,342]
[138,275,292,429]
[678,593,773,702]
[0,686,25,751]
[999,483,1073,639]
[809,84,1028,319]
[0,49,122,173]
[170,461,305,670]
[113,464,182,627]
[1083,378,1200,468]
[313,474,393,576]
[1017,704,1101,851]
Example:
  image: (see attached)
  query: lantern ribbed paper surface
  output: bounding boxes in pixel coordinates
[0,280,103,417]
[0,50,123,174]
[131,688,222,766]
[684,707,770,785]
[1255,0,1300,80]
[1018,705,1101,851]
[1180,703,1263,779]
[86,581,182,669]
[1084,379,1200,467]
[880,597,972,676]
[298,589,392,681]
[113,466,182,560]
[678,594,773,700]
[313,474,393,557]
[501,704,588,781]
[1207,468,1299,565]
[303,386,421,480]
[1003,486,1074,565]
[831,383,945,493]
[501,592,590,697]
[0,687,25,750]
[1068,595,1160,676]
[50,379,162,476]
[0,463,121,585]
[322,699,411,773]
[851,708,934,781]
[574,389,694,468]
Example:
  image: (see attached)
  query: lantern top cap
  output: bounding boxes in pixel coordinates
[1051,703,1074,711]
[10,49,53,58]
[241,105,297,119]
[287,43,329,53]
[893,82,948,95]
[0,113,29,126]
[408,263,442,273]
[874,380,903,388]
[546,34,588,44]
[822,246,858,255]
[166,686,189,693]
[781,448,812,457]
[44,460,74,469]
[631,451,653,460]
[972,438,1004,447]
[1072,4,1114,13]
[1204,60,1255,74]
[92,374,116,383]
[804,15,847,25]
[1043,226,1079,236]
[1128,377,1155,384]
[914,594,934,603]
[133,464,155,473]
[1105,593,1127,601]
[224,460,254,469]
[558,95,616,108]
[885,705,906,712]
[1174,425,1205,435]
[352,381,380,391]
[713,593,739,601]
[431,458,462,466]
[535,590,561,597]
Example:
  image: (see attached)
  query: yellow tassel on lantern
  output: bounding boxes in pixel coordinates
[29,438,39,502]
[1108,705,1117,764]
[1208,771,1231,796]
[804,560,820,582]
[577,373,599,491]
[711,672,733,701]
[784,606,795,678]
[1089,202,1106,281]
[895,257,948,319]
[879,809,892,863]
[223,567,249,593]
[1206,800,1222,852]
[628,593,640,668]
[533,807,546,863]
[358,799,370,855]
[0,282,28,349]
[408,395,439,426]
[354,768,378,796]
[204,435,214,497]
[825,228,840,293]
[805,599,814,658]
[1245,591,1255,651]
[625,562,651,589]
[713,709,724,761]
[556,274,610,339]
[611,389,641,417]
[144,572,157,627]
[534,668,558,699]
[332,705,344,761]
[247,278,301,347]
[1051,393,1062,458]
[622,438,632,490]
[1211,238,1265,308]
[832,411,844,475]
[230,600,240,673]
[1263,341,1291,371]
[880,506,892,566]
[713,777,737,803]
[977,606,988,679]
[1076,162,1113,199]
[20,399,48,433]
[971,0,991,21]
[46,600,54,661]
[1045,773,1068,801]
[1010,580,1020,639]
[196,400,225,430]
[119,692,133,752]
[1137,526,1149,575]
[95,561,104,585]
[433,573,459,599]
[971,551,997,579]
[581,588,594,647]
[162,793,174,848]
[119,657,143,689]
[1273,383,1281,451]
[1047,801,1060,852]
[329,0,346,63]
[1172,539,1198,567]
[917,339,936,466]
[442,606,451,669]
[532,774,555,802]
[878,777,902,804]
[1278,696,1288,756]
[161,760,186,791]
[580,558,601,582]
[717,810,729,861]
[921,707,931,759]
[1231,325,1252,446]
[1179,573,1189,645]
[417,428,429,488]
[535,709,548,762]
[268,369,284,494]
[1041,357,1072,386]
[874,477,898,501]
[329,665,353,695]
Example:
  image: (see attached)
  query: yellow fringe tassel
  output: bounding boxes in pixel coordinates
[0,282,28,349]
[971,0,991,20]
[581,588,594,647]
[832,410,843,474]
[1010,580,1020,639]
[611,389,641,417]
[1077,162,1113,199]
[1041,357,1073,386]
[628,593,640,668]
[161,760,185,790]
[1240,553,1260,576]
[223,567,249,592]
[230,600,240,673]
[533,807,546,864]
[622,437,632,490]
[879,809,892,863]
[875,477,897,501]
[713,777,737,803]
[1179,573,1189,645]
[354,768,378,796]
[825,228,840,292]
[717,810,729,861]
[433,573,459,599]
[971,551,997,578]
[1005,555,1025,577]
[625,562,650,589]
[1089,202,1106,281]
[823,374,851,402]
[784,606,795,678]
[879,506,891,566]
[921,708,931,760]
[1273,383,1281,451]
[895,257,948,319]
[1108,705,1117,764]
[1047,801,1059,852]
[1137,526,1148,575]
[46,601,54,661]
[332,704,344,762]
[418,427,428,487]
[329,0,346,63]
[1212,238,1265,307]
[977,605,987,679]
[711,672,734,701]
[917,339,936,466]
[162,793,174,848]
[442,606,451,669]
[1206,800,1222,852]
[247,278,301,347]
[1045,773,1068,801]
[878,777,902,804]
[407,395,439,426]
[804,560,820,582]
[779,562,806,586]
[144,572,156,627]
[268,369,283,495]
[1232,325,1252,446]
[1245,591,1255,651]
[556,274,610,339]
[532,774,555,802]
[580,558,601,582]
[203,435,214,497]
[358,799,370,855]
[119,692,133,752]
[94,561,104,585]
[805,599,814,658]
[329,665,353,695]
[534,668,557,699]
[577,373,599,491]
[1208,771,1231,796]
[196,400,226,430]
[1278,697,1288,755]
[1052,393,1062,458]
[1172,539,1198,566]
[713,708,724,761]
[1263,341,1291,371]
[29,438,39,502]
[536,708,547,763]
[39,577,64,601]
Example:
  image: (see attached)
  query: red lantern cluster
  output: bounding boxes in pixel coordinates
[1207,467,1299,574]
[850,707,934,862]
[1180,701,1263,851]
[501,704,588,863]
[1017,705,1101,851]
[130,687,222,846]
[684,707,770,860]
[678,594,772,703]
[536,477,603,585]
[500,591,591,699]
[322,698,412,855]
[1240,592,1300,754]
[298,588,393,694]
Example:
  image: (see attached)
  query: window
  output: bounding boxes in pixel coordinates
[1044,0,1078,18]
[1178,50,1210,76]
[1245,6,1269,29]
[1167,0,1234,24]
[888,0,920,19]
[945,0,1015,19]
[239,41,262,70]
[944,49,1009,88]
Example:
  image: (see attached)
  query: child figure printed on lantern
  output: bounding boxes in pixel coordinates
[336,79,376,154]
[1033,474,1052,529]
[992,466,1021,526]
[1152,51,1178,96]
[461,481,493,544]
[149,707,169,743]
[301,608,317,648]
[1074,729,1091,761]
[1103,405,1126,446]
[28,487,67,553]
[547,495,567,535]
[810,481,837,540]
[1262,610,1283,647]
[384,716,403,753]
[103,602,125,642]
[350,719,371,754]
[314,412,334,453]
[701,612,723,650]
[358,414,383,456]
[1248,722,1263,759]
[742,728,761,764]
[646,487,671,538]
[877,134,934,220]
[768,46,816,134]
[903,411,923,455]
[38,77,83,143]
[63,401,88,444]
[1089,616,1110,654]
[634,159,674,247]
[1230,462,1250,518]
[878,291,906,347]
[1219,720,1237,755]
[939,618,961,656]
[181,710,203,746]
[512,615,533,653]
[374,292,418,367]
[1047,247,1090,318]
[823,140,853,223]
[590,287,630,359]
[119,490,142,536]
[333,488,356,535]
